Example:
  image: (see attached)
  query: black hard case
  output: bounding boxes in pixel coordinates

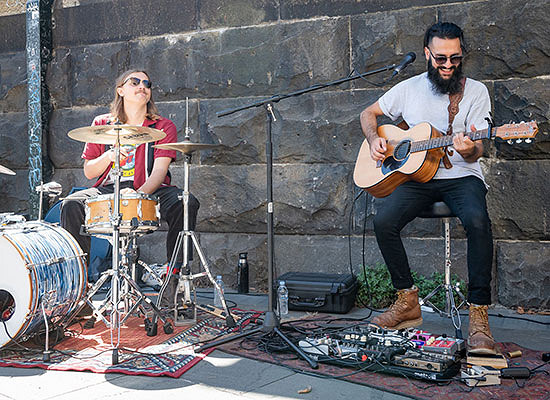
[275,272,358,314]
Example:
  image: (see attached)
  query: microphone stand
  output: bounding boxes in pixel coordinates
[197,62,401,368]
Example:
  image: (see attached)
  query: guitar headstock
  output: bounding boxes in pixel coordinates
[493,121,539,144]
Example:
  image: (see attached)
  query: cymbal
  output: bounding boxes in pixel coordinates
[154,141,220,154]
[68,125,166,145]
[0,164,15,175]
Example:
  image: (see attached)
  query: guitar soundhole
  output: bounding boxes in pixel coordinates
[382,155,408,174]
[394,140,411,161]
[382,139,411,174]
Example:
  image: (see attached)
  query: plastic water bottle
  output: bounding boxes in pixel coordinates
[213,275,224,308]
[277,280,289,316]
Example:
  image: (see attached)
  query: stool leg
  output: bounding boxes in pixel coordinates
[420,217,468,321]
[443,217,469,310]
[444,217,452,316]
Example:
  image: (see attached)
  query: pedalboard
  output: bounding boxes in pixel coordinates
[298,326,464,381]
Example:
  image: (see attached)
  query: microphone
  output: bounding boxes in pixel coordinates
[390,52,416,78]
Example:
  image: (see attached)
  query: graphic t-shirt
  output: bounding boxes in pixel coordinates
[102,144,137,185]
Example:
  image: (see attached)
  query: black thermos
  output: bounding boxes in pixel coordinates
[237,252,249,294]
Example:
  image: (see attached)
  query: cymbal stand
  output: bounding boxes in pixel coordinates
[63,129,126,363]
[107,129,123,364]
[152,103,235,331]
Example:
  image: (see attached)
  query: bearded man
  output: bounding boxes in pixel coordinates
[359,22,495,354]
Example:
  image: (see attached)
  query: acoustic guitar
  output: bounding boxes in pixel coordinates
[353,121,539,198]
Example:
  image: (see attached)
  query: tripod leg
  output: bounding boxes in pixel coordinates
[138,260,163,285]
[190,231,236,327]
[196,324,318,369]
[62,269,113,330]
[420,284,446,316]
[120,271,167,321]
[155,231,185,309]
[197,326,265,353]
[273,327,318,369]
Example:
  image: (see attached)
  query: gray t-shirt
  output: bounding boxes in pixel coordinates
[378,72,491,182]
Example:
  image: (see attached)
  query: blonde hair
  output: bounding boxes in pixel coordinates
[109,69,161,123]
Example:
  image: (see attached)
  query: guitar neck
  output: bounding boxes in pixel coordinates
[410,129,489,153]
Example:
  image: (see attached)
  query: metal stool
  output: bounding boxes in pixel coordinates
[418,202,468,333]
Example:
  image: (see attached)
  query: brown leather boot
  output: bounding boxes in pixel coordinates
[468,304,497,355]
[371,286,422,330]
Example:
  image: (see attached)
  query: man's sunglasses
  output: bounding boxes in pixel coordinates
[427,47,463,66]
[122,76,152,88]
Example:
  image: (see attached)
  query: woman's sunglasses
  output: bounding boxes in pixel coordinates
[122,76,152,89]
[427,47,463,66]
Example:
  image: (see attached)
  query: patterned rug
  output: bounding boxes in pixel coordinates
[0,309,261,378]
[218,319,550,400]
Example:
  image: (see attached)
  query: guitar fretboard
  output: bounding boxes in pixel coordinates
[410,129,490,152]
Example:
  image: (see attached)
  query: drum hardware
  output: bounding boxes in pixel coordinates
[0,221,87,349]
[67,124,169,364]
[0,163,16,176]
[26,254,83,268]
[151,98,235,330]
[35,181,62,221]
[0,213,26,226]
[40,290,56,362]
[117,233,164,326]
[70,231,170,333]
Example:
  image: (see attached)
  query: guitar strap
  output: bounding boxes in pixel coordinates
[442,77,467,169]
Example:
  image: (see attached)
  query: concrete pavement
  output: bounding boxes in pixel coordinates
[1,290,549,400]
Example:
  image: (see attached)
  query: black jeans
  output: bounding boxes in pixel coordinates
[60,183,200,269]
[373,176,493,305]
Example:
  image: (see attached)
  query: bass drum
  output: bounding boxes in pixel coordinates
[0,221,87,348]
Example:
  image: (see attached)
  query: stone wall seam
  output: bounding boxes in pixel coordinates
[496,239,550,244]
[343,0,490,19]
[86,15,341,47]
[490,75,550,83]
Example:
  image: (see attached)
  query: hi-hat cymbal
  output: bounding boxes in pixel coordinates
[0,164,15,175]
[68,125,166,145]
[154,141,220,154]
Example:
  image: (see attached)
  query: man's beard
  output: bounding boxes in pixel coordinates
[427,61,464,95]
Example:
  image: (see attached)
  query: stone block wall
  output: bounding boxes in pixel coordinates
[1,0,549,308]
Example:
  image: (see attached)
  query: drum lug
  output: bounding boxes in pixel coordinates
[137,200,142,220]
[84,204,90,225]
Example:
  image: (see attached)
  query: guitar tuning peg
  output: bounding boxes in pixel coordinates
[516,139,522,143]
[507,140,514,145]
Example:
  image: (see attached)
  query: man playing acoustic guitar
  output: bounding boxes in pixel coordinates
[359,22,495,354]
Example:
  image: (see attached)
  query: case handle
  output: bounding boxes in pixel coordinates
[289,296,326,308]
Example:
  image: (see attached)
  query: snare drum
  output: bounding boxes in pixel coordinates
[0,221,87,348]
[84,193,160,234]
